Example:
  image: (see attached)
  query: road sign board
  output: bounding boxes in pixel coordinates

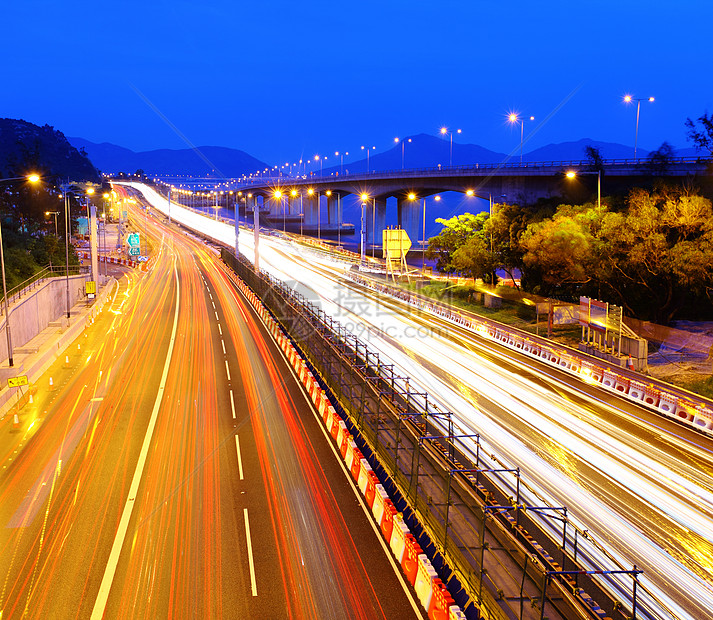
[127,232,140,247]
[85,280,96,295]
[128,246,140,256]
[8,375,28,388]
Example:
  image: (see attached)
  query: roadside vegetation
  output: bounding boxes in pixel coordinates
[425,183,713,325]
[0,180,80,292]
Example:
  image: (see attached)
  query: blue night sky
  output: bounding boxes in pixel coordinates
[3,0,711,167]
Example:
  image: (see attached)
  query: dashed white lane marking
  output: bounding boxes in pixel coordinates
[225,360,231,381]
[230,390,236,419]
[221,340,226,355]
[218,324,222,336]
[244,509,258,596]
[214,311,219,321]
[235,435,244,480]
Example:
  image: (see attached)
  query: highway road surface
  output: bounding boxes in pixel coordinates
[0,198,422,619]
[127,181,713,620]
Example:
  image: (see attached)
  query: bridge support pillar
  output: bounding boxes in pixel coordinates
[244,194,256,217]
[365,198,386,254]
[327,192,340,226]
[304,194,319,225]
[397,198,420,245]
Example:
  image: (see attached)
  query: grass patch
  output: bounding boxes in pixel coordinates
[677,375,713,400]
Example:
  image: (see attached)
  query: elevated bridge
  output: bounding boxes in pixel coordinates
[169,157,713,243]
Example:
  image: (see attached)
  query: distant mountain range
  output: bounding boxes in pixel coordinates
[68,137,269,179]
[0,118,100,182]
[69,133,699,179]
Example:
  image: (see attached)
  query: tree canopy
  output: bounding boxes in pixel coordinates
[685,112,713,154]
[425,186,713,323]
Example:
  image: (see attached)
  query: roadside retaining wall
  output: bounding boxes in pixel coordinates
[0,274,89,363]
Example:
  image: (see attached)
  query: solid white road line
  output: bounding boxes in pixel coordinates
[244,508,258,596]
[91,263,181,619]
[235,435,244,480]
[230,390,236,419]
[246,298,425,618]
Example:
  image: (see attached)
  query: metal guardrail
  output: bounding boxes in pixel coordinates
[347,271,713,437]
[222,248,662,620]
[2,265,84,306]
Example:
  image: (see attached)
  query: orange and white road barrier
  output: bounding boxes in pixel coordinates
[414,554,439,611]
[402,534,422,585]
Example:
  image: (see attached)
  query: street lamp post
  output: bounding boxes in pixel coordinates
[0,221,13,367]
[439,127,461,167]
[360,146,375,173]
[508,114,534,165]
[566,169,601,210]
[45,211,59,235]
[274,190,284,232]
[60,183,93,319]
[335,151,348,176]
[394,137,412,170]
[0,174,40,367]
[624,95,655,161]
[63,191,71,318]
[360,193,368,264]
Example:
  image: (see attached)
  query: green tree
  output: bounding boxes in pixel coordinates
[520,209,597,293]
[451,233,496,282]
[425,212,488,272]
[483,202,531,288]
[584,145,604,171]
[598,187,713,322]
[647,141,676,175]
[685,112,713,154]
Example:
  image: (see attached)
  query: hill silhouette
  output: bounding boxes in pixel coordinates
[0,118,100,182]
[69,138,269,179]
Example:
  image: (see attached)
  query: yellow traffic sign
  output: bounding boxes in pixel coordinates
[8,375,28,388]
[383,228,411,278]
[86,280,96,295]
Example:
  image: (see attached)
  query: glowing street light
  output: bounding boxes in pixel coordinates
[274,190,285,231]
[0,174,40,366]
[395,137,412,170]
[624,94,655,161]
[60,183,94,319]
[566,169,601,210]
[360,146,375,173]
[335,151,348,176]
[360,193,369,263]
[45,211,60,235]
[439,127,461,167]
[508,113,534,165]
